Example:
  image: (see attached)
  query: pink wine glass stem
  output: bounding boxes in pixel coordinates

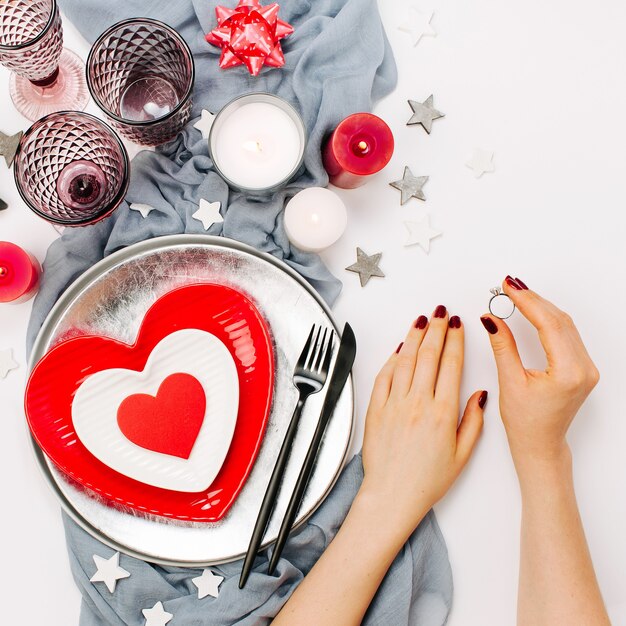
[0,0,88,120]
[29,66,60,87]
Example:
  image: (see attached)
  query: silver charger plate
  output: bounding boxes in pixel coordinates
[29,235,354,566]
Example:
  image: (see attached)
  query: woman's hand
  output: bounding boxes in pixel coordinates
[480,280,609,625]
[277,285,607,626]
[275,308,486,626]
[480,276,599,469]
[359,306,487,540]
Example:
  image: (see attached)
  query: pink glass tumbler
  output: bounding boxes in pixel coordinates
[14,111,129,227]
[0,0,88,121]
[87,18,195,146]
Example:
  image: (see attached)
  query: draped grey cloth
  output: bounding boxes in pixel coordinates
[27,0,400,347]
[26,1,454,623]
[63,458,452,626]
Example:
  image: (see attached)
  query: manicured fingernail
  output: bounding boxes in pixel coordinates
[415,315,428,329]
[515,277,529,290]
[395,342,404,354]
[434,305,447,318]
[478,390,488,409]
[449,315,461,329]
[505,276,523,290]
[480,316,498,334]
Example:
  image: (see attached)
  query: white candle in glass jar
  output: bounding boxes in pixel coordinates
[284,187,348,252]
[209,94,306,192]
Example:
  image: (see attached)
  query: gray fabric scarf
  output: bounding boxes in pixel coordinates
[26,1,453,623]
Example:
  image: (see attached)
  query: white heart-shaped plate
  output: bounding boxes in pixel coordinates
[72,329,239,493]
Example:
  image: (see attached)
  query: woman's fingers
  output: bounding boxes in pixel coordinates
[434,316,464,408]
[479,314,526,384]
[455,390,487,467]
[507,278,599,387]
[368,352,397,410]
[501,276,578,368]
[411,305,449,395]
[563,317,599,374]
[389,315,430,398]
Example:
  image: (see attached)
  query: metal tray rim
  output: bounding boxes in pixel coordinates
[27,234,355,566]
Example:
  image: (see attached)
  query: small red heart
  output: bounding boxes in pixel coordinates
[117,373,206,460]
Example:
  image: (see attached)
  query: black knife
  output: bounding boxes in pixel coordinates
[267,322,357,575]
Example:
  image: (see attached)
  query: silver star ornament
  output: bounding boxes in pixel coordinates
[0,130,23,168]
[390,166,429,205]
[345,248,385,287]
[404,216,442,253]
[407,95,444,134]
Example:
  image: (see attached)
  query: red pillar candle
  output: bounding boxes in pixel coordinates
[0,242,41,304]
[323,113,394,189]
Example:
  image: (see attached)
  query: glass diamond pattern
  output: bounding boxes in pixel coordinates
[0,0,62,81]
[87,19,194,146]
[14,112,129,226]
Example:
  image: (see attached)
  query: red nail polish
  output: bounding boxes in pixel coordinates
[434,305,447,318]
[449,315,461,329]
[478,390,488,409]
[505,277,523,290]
[515,277,529,290]
[395,342,404,354]
[415,315,428,329]
[480,316,498,334]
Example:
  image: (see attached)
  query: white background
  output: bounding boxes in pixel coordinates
[1,1,625,624]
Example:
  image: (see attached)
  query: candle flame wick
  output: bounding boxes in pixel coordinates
[243,139,263,153]
[0,267,7,277]
[357,141,368,151]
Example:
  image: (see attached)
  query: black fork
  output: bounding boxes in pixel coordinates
[239,324,334,588]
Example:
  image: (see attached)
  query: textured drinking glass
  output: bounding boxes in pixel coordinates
[87,18,195,146]
[14,112,129,227]
[0,0,89,121]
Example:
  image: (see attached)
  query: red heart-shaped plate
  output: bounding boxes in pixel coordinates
[25,283,274,522]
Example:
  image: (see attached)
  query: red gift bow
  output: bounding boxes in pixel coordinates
[206,0,294,76]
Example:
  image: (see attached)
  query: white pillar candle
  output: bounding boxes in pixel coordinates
[209,94,306,192]
[284,187,348,252]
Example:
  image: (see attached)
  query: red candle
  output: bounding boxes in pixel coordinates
[323,113,394,189]
[0,242,41,304]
